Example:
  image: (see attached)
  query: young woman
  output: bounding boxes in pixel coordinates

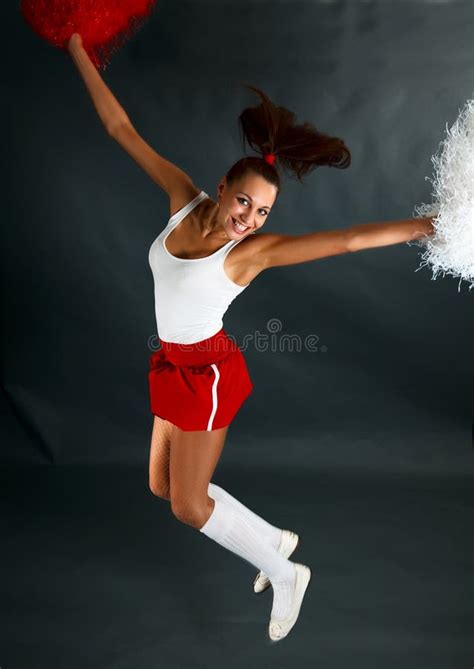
[68,33,435,642]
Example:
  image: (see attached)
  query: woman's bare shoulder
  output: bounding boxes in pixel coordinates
[224,232,274,286]
[168,183,203,218]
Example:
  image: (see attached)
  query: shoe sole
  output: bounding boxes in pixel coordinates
[267,563,312,642]
[253,531,300,594]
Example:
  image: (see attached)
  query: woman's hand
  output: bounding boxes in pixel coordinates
[68,33,83,53]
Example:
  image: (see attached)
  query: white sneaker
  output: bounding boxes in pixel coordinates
[253,529,300,593]
[268,562,312,642]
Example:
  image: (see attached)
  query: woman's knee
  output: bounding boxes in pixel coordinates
[170,495,213,529]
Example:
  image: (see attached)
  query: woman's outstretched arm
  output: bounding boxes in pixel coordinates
[68,34,130,134]
[252,216,435,270]
[347,216,434,251]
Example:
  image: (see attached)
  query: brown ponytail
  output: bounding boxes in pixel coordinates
[225,83,351,196]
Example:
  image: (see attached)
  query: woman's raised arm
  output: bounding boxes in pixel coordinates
[68,34,130,134]
[67,33,194,196]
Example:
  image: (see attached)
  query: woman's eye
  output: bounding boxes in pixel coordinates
[237,197,267,216]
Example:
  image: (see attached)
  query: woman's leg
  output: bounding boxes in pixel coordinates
[168,423,230,527]
[169,424,296,620]
[148,415,282,545]
[148,415,173,500]
[207,483,282,547]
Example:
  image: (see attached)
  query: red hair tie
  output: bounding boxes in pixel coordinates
[263,153,276,166]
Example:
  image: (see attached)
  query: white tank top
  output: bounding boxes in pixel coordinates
[148,190,250,344]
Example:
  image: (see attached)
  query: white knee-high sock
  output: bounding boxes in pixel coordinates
[199,495,296,620]
[208,482,282,549]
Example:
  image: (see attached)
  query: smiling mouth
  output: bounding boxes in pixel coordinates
[231,217,250,233]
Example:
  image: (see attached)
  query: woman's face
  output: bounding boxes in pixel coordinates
[217,174,278,240]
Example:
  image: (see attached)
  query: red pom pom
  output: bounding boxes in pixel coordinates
[20,0,157,69]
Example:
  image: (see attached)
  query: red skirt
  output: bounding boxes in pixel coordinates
[148,328,253,431]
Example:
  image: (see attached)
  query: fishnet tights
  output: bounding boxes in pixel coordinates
[148,415,172,499]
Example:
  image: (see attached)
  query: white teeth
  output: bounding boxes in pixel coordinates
[232,218,248,232]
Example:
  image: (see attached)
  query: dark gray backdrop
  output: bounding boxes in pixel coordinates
[1,1,472,667]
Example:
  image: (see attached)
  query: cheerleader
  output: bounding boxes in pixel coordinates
[67,33,435,642]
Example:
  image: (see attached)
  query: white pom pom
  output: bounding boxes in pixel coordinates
[409,97,474,292]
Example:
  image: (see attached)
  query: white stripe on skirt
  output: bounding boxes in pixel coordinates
[207,363,220,430]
